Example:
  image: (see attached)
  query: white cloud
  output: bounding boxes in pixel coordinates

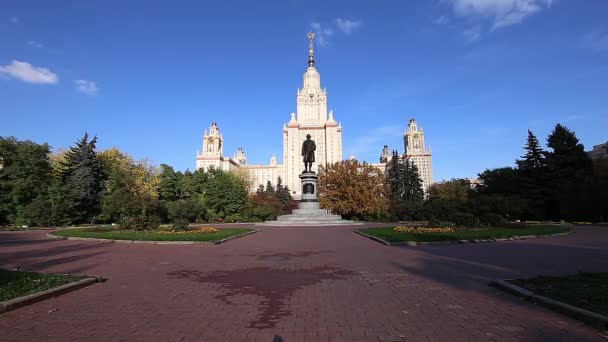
[27,40,44,49]
[335,18,363,35]
[310,22,334,46]
[463,26,481,42]
[10,16,19,24]
[582,31,608,52]
[433,16,450,25]
[74,79,98,96]
[450,0,552,30]
[0,60,58,84]
[348,125,403,159]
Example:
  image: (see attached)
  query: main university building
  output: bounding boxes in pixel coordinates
[196,33,433,198]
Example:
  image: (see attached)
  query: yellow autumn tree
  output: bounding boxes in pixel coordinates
[98,148,160,199]
[318,159,390,220]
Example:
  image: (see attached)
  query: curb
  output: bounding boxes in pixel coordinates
[354,229,572,247]
[0,277,99,314]
[213,229,261,245]
[490,279,608,330]
[352,230,392,246]
[47,229,261,246]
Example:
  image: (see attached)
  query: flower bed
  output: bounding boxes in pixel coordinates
[159,227,219,234]
[393,226,455,233]
[358,225,571,243]
[51,227,253,242]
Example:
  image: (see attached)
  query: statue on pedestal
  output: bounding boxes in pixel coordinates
[302,134,316,173]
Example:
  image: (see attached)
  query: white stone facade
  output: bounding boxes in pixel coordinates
[196,33,343,197]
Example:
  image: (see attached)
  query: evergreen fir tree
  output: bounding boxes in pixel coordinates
[60,133,106,223]
[387,152,424,202]
[401,158,424,202]
[256,184,265,195]
[516,129,547,219]
[265,180,275,195]
[275,177,292,205]
[516,130,545,170]
[545,124,593,220]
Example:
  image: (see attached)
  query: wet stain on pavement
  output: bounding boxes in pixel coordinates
[167,266,354,329]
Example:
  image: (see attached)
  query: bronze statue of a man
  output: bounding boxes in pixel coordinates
[302,134,316,172]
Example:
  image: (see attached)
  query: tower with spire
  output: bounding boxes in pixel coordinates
[404,118,433,193]
[282,32,343,197]
[196,33,344,196]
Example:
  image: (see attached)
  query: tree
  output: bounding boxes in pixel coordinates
[265,180,276,195]
[178,170,194,199]
[202,167,248,220]
[476,167,520,196]
[158,164,179,201]
[60,133,106,223]
[427,179,470,203]
[385,154,424,220]
[98,148,160,223]
[516,130,546,170]
[387,153,424,202]
[516,130,547,219]
[318,159,390,220]
[275,177,293,207]
[256,184,265,195]
[166,198,205,223]
[0,137,53,225]
[544,124,593,220]
[247,192,283,222]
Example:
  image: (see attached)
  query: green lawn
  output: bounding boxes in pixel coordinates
[0,269,84,302]
[509,273,608,316]
[358,225,570,243]
[51,227,254,242]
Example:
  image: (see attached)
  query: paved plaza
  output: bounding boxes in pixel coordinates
[1,225,607,341]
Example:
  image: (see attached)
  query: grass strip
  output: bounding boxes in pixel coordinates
[358,225,570,243]
[52,227,253,242]
[508,272,608,316]
[0,269,84,302]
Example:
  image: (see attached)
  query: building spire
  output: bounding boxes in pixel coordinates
[307,31,315,67]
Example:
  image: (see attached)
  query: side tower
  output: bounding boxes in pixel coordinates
[196,122,226,171]
[404,118,434,192]
[283,32,343,197]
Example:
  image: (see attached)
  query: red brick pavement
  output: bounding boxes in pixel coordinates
[1,224,607,341]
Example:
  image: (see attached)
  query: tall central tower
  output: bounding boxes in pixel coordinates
[283,32,343,197]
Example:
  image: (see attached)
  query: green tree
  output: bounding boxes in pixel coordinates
[202,167,248,220]
[0,137,53,225]
[476,167,520,196]
[516,129,547,219]
[275,177,293,207]
[247,192,283,222]
[265,181,276,195]
[427,179,470,203]
[544,124,593,220]
[256,184,265,195]
[60,133,106,223]
[386,153,424,220]
[159,164,179,201]
[98,148,160,223]
[178,170,194,199]
[387,153,424,203]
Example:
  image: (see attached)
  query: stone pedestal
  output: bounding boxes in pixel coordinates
[259,171,361,226]
[299,172,318,204]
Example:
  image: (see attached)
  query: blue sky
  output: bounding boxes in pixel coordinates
[1,0,607,181]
